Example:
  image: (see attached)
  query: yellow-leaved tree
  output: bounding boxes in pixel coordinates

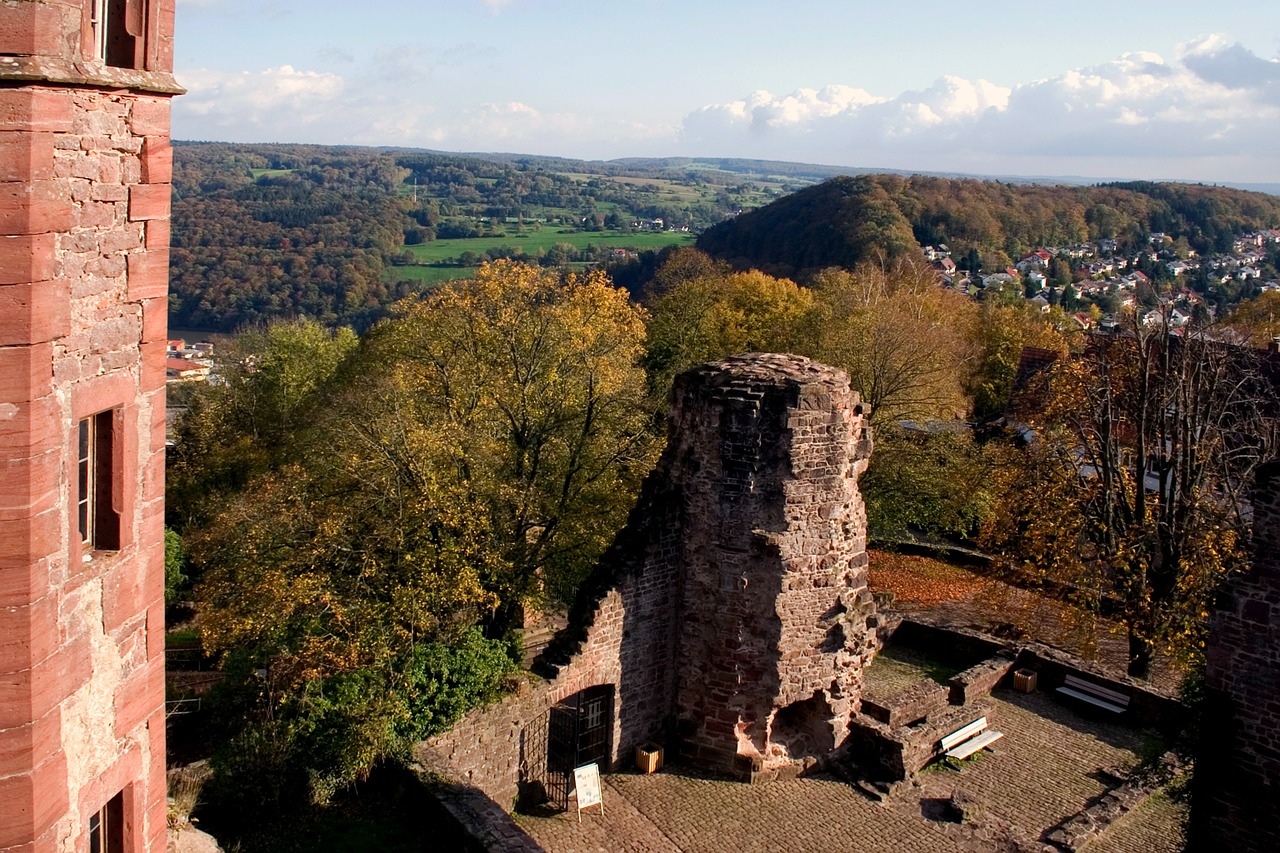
[188,261,659,808]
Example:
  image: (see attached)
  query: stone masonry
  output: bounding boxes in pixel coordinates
[0,3,181,851]
[418,353,877,805]
[669,355,877,776]
[1192,459,1280,850]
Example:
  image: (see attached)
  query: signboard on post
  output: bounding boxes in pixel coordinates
[573,762,604,822]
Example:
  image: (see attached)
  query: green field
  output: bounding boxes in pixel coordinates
[403,229,694,265]
[250,168,295,179]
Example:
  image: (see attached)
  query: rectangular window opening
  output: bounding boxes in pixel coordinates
[78,411,120,553]
[92,0,146,69]
[88,792,124,853]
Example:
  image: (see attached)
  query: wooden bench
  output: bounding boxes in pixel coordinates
[1055,674,1130,714]
[939,716,1004,761]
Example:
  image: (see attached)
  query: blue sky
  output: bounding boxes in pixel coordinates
[174,1,1280,183]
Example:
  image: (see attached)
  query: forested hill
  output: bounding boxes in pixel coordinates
[695,175,1280,277]
[167,143,792,332]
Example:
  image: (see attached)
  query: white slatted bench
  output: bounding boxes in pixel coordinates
[1055,674,1130,715]
[939,716,1004,761]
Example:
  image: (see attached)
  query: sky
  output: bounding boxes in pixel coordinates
[173,1,1280,184]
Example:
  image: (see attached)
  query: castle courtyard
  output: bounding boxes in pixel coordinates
[516,688,1186,853]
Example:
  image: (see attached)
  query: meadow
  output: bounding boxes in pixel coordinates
[401,228,695,265]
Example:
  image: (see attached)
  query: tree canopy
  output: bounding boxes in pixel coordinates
[179,262,659,806]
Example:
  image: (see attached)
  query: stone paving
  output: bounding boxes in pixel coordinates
[1088,789,1188,853]
[516,688,1186,852]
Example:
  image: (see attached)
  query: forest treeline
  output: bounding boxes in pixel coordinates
[696,174,1280,277]
[169,143,1280,335]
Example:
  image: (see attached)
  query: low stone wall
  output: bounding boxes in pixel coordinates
[948,654,1018,706]
[845,702,992,781]
[1012,646,1186,738]
[428,782,545,853]
[881,620,1005,669]
[862,680,950,728]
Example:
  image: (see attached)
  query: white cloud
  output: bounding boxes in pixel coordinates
[680,39,1280,182]
[179,65,344,129]
[174,62,671,155]
[172,37,1280,183]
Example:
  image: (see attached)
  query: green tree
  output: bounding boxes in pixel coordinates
[166,319,358,531]
[861,425,992,540]
[190,261,658,806]
[645,268,818,397]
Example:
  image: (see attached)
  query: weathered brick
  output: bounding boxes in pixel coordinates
[0,179,74,234]
[0,132,54,182]
[144,216,169,250]
[0,233,56,284]
[127,183,170,221]
[0,750,69,849]
[139,137,171,184]
[0,88,73,133]
[0,279,70,346]
[0,341,54,403]
[129,98,170,137]
[0,1,61,57]
[126,248,169,301]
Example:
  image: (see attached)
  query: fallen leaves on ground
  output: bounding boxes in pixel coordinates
[867,549,990,606]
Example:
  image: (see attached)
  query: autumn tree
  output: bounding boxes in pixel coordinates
[983,311,1276,676]
[166,319,358,531]
[1226,290,1280,348]
[861,423,992,540]
[368,260,661,613]
[644,268,819,397]
[809,257,977,424]
[967,302,1071,420]
[186,261,659,807]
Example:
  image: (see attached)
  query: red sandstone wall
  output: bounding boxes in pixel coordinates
[1,2,178,849]
[670,356,876,777]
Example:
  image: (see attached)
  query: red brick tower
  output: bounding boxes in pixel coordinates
[0,2,179,851]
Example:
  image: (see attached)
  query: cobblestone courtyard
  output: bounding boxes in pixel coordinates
[516,689,1187,853]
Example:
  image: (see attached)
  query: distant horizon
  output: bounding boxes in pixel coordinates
[170,137,1280,197]
[173,1,1280,185]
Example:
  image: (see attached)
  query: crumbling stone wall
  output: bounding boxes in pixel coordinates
[1192,459,1280,849]
[669,355,876,777]
[418,353,877,803]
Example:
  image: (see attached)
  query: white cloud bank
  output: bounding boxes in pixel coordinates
[173,37,1280,183]
[681,37,1280,182]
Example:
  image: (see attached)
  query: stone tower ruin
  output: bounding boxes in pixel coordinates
[0,3,179,851]
[668,354,877,776]
[420,353,878,802]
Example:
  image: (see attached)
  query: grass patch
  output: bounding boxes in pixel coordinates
[386,265,475,285]
[250,168,295,179]
[167,627,201,648]
[403,229,693,265]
